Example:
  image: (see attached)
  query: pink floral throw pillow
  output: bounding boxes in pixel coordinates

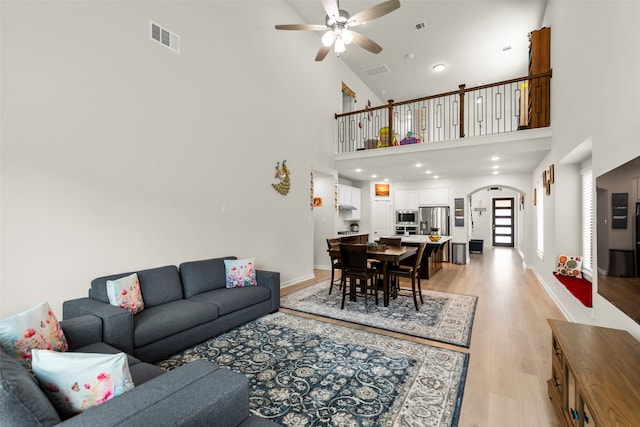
[106,273,145,314]
[224,258,258,288]
[0,301,68,371]
[32,350,134,416]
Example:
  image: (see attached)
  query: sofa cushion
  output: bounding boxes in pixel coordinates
[133,300,219,348]
[106,273,145,314]
[179,256,237,298]
[188,286,271,316]
[74,342,142,368]
[91,265,183,308]
[0,348,61,427]
[224,258,258,288]
[0,301,68,371]
[127,363,165,386]
[32,350,134,417]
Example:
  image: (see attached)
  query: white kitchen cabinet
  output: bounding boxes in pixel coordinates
[433,188,450,205]
[348,187,361,220]
[395,190,419,210]
[338,185,352,206]
[419,188,450,206]
[338,185,361,220]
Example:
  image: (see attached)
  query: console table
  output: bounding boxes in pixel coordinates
[547,319,640,427]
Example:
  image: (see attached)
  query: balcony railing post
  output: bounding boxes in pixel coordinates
[387,99,394,146]
[459,84,466,139]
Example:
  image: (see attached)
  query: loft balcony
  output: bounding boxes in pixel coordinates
[334,72,553,180]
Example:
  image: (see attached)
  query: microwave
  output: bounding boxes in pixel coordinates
[396,210,418,225]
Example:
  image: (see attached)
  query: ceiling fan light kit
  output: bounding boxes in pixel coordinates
[275,0,401,61]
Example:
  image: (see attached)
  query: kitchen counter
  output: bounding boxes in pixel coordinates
[396,235,452,279]
[398,235,452,245]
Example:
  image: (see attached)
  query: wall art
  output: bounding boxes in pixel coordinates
[272,160,290,196]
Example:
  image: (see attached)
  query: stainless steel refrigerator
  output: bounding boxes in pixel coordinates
[419,206,450,236]
[419,206,450,262]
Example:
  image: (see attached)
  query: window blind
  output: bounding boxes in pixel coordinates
[581,168,593,272]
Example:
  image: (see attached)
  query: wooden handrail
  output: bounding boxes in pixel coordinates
[334,71,553,119]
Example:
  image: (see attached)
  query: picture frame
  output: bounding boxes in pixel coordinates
[375,183,390,197]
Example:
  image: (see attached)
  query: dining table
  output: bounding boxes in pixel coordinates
[328,244,417,307]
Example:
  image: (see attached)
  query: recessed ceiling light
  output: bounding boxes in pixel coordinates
[491,156,500,161]
[416,163,422,168]
[433,175,440,179]
[493,171,500,175]
[355,168,362,172]
[384,178,389,182]
[492,165,499,169]
[425,170,432,174]
[371,174,377,178]
[432,63,446,72]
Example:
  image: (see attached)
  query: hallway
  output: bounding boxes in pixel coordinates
[283,246,565,426]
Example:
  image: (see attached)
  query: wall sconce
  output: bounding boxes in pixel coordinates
[542,164,554,196]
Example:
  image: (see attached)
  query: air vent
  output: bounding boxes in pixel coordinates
[150,21,180,53]
[411,22,427,31]
[364,64,390,76]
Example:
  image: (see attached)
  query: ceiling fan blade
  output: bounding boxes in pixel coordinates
[275,24,327,31]
[321,0,340,21]
[348,0,400,27]
[351,31,383,54]
[315,45,331,61]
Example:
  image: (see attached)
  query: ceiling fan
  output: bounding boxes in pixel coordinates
[275,0,401,61]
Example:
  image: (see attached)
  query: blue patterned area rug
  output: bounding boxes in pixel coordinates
[158,312,468,427]
[281,281,477,348]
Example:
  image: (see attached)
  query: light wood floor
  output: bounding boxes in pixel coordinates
[281,247,565,427]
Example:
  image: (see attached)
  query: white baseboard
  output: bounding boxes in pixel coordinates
[530,267,576,322]
[280,273,315,288]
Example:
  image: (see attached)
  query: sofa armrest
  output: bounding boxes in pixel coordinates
[63,298,134,355]
[256,270,280,313]
[59,315,103,351]
[59,360,250,427]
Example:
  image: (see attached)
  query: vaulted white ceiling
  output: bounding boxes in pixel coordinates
[283,0,550,181]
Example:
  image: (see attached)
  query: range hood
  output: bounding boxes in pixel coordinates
[339,204,357,211]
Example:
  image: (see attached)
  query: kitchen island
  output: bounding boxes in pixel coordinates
[399,235,452,279]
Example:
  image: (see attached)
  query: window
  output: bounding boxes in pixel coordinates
[581,168,593,273]
[537,184,544,260]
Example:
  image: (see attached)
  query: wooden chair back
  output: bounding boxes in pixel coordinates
[379,237,402,247]
[339,244,369,274]
[413,242,427,272]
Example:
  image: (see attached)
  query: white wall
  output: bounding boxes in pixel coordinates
[312,172,336,270]
[536,1,640,337]
[0,1,376,316]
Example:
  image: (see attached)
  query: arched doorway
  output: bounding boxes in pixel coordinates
[467,185,527,253]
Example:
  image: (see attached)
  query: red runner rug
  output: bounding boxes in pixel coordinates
[553,273,592,307]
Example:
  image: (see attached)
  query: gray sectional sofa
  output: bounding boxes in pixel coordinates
[62,256,280,363]
[0,315,278,427]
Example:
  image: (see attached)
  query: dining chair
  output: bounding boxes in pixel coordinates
[388,242,427,310]
[379,237,402,247]
[371,237,403,291]
[339,243,378,311]
[326,238,343,295]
